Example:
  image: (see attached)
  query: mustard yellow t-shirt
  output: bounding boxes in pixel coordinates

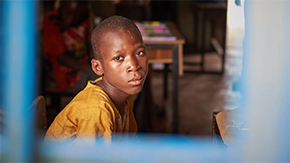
[45,77,138,142]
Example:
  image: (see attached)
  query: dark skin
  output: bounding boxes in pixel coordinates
[91,28,148,116]
[56,1,91,71]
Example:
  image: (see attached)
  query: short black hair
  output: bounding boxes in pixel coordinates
[91,15,143,59]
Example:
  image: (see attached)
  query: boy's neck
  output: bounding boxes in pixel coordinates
[96,80,128,117]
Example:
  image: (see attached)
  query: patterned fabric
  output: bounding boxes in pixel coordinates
[45,77,138,142]
[43,9,90,90]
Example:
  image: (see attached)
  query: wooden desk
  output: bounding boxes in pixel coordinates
[145,22,185,76]
[213,109,248,145]
[144,22,185,133]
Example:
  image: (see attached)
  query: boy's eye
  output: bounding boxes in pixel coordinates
[114,56,123,61]
[136,51,146,56]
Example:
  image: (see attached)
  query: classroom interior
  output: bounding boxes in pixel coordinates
[40,0,242,138]
[1,0,289,162]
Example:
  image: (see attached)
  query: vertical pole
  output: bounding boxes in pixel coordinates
[163,64,168,99]
[1,0,37,162]
[193,9,198,53]
[200,10,206,72]
[241,0,289,161]
[221,6,227,73]
[172,45,179,134]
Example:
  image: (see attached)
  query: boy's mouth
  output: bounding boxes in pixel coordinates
[128,76,143,86]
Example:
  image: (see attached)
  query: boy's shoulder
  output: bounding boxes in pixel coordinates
[61,78,133,118]
[67,78,115,111]
[58,81,115,120]
[75,80,111,105]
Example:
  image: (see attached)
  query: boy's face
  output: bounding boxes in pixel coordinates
[94,28,148,96]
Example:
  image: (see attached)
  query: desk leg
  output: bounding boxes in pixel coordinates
[163,64,169,99]
[201,10,207,72]
[221,10,227,73]
[172,45,179,134]
[194,10,198,53]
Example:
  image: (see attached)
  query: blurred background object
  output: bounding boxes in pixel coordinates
[41,0,98,115]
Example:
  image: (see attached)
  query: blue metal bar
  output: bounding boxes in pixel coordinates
[1,0,37,162]
[240,0,290,161]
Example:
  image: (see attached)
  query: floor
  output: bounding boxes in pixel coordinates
[149,50,242,137]
[147,27,244,136]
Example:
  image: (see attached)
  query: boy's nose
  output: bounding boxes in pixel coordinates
[127,56,140,72]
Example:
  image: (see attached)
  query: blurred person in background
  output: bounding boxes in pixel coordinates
[43,0,98,94]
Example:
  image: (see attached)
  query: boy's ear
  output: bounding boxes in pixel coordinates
[91,59,104,76]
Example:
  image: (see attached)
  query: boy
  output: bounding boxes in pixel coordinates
[45,15,148,142]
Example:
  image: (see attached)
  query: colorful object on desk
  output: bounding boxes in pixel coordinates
[142,21,161,26]
[135,21,176,41]
[142,33,176,41]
